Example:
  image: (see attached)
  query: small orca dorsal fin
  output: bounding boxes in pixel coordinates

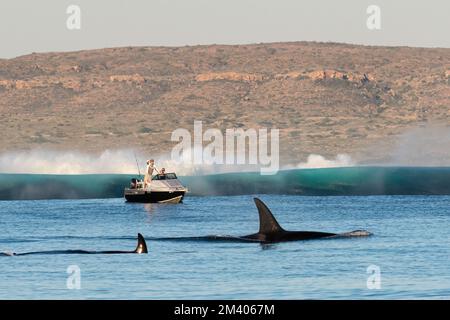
[254,198,285,234]
[134,233,148,254]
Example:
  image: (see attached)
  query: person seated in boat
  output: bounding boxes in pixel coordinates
[159,168,167,180]
[144,159,159,187]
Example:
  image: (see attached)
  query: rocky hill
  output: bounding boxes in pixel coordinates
[0,42,449,165]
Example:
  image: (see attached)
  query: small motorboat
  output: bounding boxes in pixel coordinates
[124,172,187,203]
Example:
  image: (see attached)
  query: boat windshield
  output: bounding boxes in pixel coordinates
[152,173,177,180]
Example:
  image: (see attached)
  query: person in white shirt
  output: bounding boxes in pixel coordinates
[144,159,159,187]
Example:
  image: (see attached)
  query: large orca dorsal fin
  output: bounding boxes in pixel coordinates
[254,198,285,234]
[135,233,148,254]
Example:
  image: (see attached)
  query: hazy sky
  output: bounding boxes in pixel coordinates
[0,0,449,58]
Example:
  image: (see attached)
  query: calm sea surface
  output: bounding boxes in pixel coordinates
[1,195,450,299]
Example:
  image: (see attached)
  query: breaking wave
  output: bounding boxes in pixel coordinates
[1,166,450,200]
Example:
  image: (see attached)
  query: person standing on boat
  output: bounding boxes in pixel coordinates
[144,159,159,187]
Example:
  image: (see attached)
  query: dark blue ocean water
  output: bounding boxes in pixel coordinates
[1,195,450,299]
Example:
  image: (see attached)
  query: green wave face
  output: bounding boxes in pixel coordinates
[0,174,135,200]
[1,167,450,200]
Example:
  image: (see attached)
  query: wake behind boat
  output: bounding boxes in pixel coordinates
[124,172,188,203]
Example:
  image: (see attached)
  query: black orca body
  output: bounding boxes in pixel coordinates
[240,198,338,242]
[194,198,370,244]
[147,198,372,244]
[239,198,371,243]
[2,233,148,256]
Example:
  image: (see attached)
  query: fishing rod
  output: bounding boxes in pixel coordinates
[133,152,142,178]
